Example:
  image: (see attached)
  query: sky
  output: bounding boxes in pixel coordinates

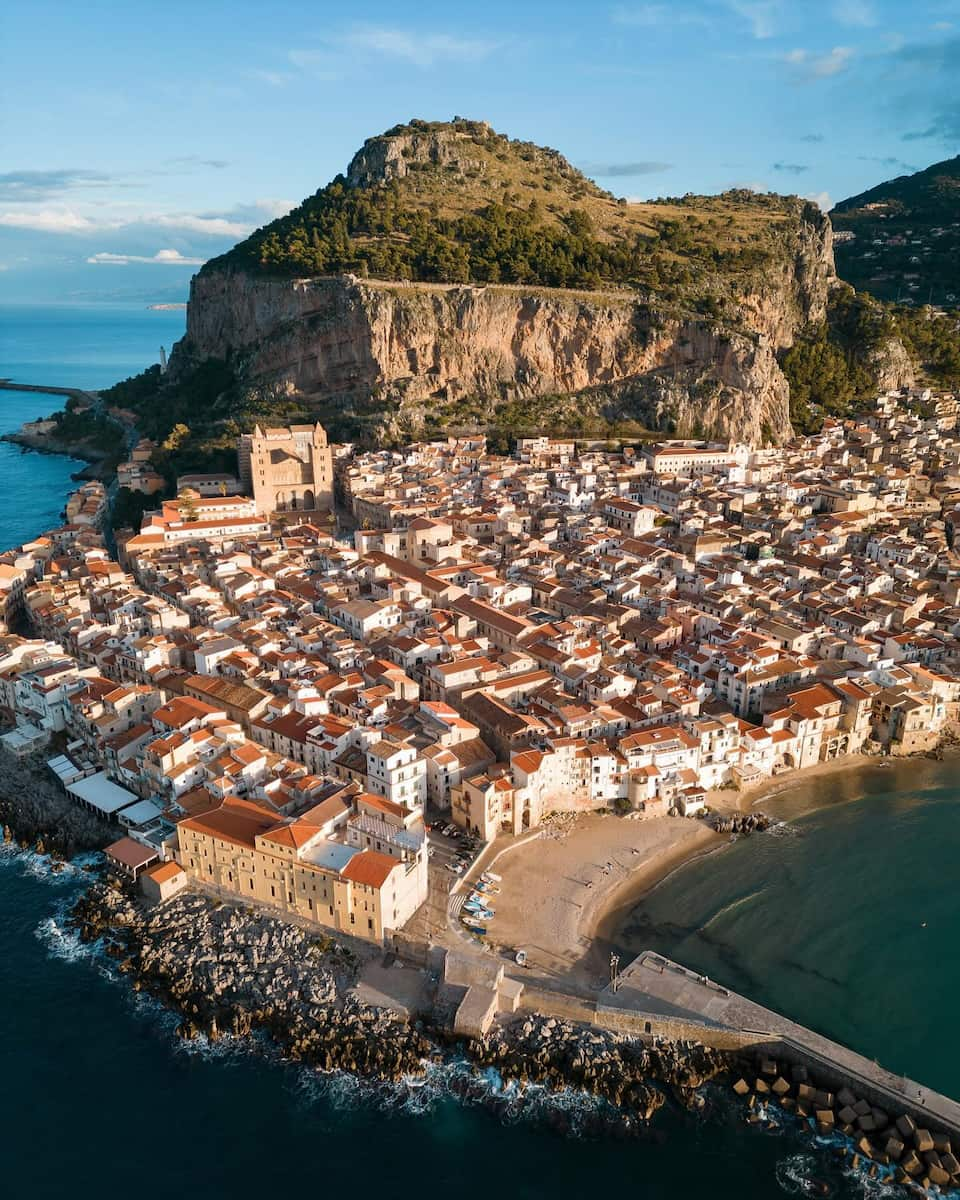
[1,0,958,304]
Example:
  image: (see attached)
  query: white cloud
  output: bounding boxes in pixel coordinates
[784,46,854,78]
[289,25,498,74]
[0,208,99,233]
[152,213,252,238]
[251,198,296,219]
[250,68,295,87]
[87,249,206,266]
[805,190,833,211]
[344,26,498,66]
[611,4,708,26]
[727,1,783,39]
[832,0,875,27]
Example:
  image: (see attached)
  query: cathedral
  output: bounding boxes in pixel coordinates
[237,424,333,516]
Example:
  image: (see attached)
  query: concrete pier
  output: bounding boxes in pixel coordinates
[597,951,960,1139]
[0,380,96,401]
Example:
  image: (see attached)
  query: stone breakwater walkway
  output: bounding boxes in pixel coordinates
[598,953,960,1149]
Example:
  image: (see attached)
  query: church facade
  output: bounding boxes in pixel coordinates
[238,424,334,516]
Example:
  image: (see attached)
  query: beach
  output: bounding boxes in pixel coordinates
[479,750,940,990]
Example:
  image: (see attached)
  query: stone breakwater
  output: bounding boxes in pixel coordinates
[69,878,734,1135]
[732,1058,960,1193]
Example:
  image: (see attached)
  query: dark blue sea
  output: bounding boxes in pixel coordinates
[0,305,955,1198]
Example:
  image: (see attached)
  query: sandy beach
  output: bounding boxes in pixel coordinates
[478,751,933,988]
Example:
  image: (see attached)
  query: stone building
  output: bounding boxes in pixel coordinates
[238,423,333,516]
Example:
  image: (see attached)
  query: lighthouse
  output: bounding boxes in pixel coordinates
[159,345,168,373]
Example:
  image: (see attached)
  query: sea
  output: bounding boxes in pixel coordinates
[0,303,956,1199]
[0,303,186,552]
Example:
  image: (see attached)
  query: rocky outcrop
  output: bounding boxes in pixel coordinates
[346,124,494,188]
[867,334,918,392]
[174,205,835,446]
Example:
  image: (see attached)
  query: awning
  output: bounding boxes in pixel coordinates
[66,771,138,815]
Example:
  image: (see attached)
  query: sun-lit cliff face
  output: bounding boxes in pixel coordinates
[170,118,838,445]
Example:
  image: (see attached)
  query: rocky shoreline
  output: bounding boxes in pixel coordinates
[68,875,734,1136]
[0,752,114,858]
[732,1068,960,1194]
[0,429,111,481]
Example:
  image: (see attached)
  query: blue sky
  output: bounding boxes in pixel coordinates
[2,0,958,303]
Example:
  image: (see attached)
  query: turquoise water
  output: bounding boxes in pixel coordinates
[0,304,953,1198]
[0,304,185,552]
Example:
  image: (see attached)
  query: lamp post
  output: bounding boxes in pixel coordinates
[610,952,620,993]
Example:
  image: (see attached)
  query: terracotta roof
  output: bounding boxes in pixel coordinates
[104,837,158,870]
[178,797,278,849]
[144,861,185,884]
[340,850,397,889]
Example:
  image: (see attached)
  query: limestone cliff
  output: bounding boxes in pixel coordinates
[170,119,839,446]
[175,213,833,447]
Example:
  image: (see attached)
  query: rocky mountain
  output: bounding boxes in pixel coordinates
[832,156,960,307]
[168,119,837,447]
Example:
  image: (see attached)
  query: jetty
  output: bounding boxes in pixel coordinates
[0,380,98,405]
[595,951,960,1139]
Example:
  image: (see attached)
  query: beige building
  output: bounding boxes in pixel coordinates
[175,789,428,942]
[238,424,333,516]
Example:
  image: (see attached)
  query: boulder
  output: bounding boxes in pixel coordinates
[871,1109,888,1130]
[857,1114,876,1134]
[760,1057,777,1077]
[856,1136,875,1158]
[853,1098,871,1117]
[797,1083,817,1104]
[885,1137,904,1162]
[754,1078,770,1094]
[933,1134,952,1155]
[814,1090,835,1109]
[838,1106,858,1125]
[837,1087,857,1108]
[897,1114,917,1140]
[941,1151,960,1175]
[928,1165,951,1188]
[900,1151,922,1177]
[816,1109,835,1129]
[790,1064,809,1084]
[732,1078,750,1096]
[772,1076,791,1096]
[914,1128,934,1153]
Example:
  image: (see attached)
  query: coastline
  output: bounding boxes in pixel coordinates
[590,750,951,957]
[0,428,111,481]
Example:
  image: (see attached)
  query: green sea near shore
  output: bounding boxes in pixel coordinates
[609,755,960,1099]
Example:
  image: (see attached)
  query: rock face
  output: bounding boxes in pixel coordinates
[175,200,834,446]
[346,124,495,188]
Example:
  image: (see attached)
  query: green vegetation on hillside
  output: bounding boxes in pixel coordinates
[211,118,821,318]
[832,155,960,306]
[99,363,323,488]
[782,290,960,433]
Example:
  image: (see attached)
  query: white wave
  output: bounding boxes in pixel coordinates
[704,888,764,928]
[35,912,98,964]
[775,1153,828,1196]
[1,841,99,887]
